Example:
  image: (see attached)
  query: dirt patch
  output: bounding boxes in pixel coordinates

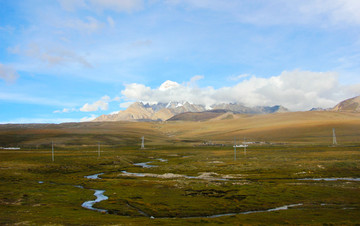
[184,189,247,200]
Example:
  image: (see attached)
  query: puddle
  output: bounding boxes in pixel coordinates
[157,158,168,162]
[74,185,84,189]
[85,173,104,179]
[81,190,108,213]
[38,181,44,184]
[299,178,360,182]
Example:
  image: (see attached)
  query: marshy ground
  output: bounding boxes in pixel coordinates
[1,144,359,225]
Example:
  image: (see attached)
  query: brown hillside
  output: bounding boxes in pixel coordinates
[1,111,359,146]
[158,111,360,145]
[331,96,360,112]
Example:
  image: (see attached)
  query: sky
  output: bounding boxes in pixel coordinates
[1,0,360,123]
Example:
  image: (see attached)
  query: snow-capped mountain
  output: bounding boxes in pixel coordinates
[93,101,206,122]
[93,101,288,122]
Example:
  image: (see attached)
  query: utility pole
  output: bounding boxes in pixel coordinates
[98,142,100,158]
[244,137,246,156]
[141,136,145,149]
[52,141,54,162]
[234,137,237,161]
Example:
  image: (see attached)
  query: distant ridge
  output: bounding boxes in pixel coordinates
[211,103,288,114]
[331,95,360,112]
[167,110,229,122]
[94,101,289,122]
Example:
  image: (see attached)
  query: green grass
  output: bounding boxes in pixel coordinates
[1,145,360,225]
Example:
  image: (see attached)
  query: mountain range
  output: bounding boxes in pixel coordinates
[94,101,289,122]
[93,95,360,122]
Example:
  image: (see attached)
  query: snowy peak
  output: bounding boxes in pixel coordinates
[93,101,206,122]
[93,101,288,122]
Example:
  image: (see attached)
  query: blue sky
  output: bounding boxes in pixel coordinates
[1,0,360,123]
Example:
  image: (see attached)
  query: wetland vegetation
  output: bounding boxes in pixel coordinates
[1,113,359,225]
[1,144,359,225]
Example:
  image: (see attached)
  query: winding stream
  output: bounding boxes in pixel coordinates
[184,203,303,219]
[40,158,358,218]
[299,178,360,181]
[85,173,104,179]
[81,162,359,218]
[81,190,108,213]
[79,159,302,218]
[133,158,168,168]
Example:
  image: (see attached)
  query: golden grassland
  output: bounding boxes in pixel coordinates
[0,111,359,225]
[1,111,359,147]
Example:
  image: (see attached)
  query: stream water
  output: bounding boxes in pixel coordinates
[84,173,104,179]
[80,160,360,218]
[185,203,303,219]
[38,176,303,218]
[133,162,156,168]
[299,178,360,181]
[72,161,360,217]
[81,190,109,213]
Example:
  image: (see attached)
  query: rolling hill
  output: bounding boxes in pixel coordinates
[331,95,360,112]
[1,111,359,147]
[1,96,360,147]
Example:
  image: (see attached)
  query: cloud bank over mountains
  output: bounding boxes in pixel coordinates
[122,70,359,111]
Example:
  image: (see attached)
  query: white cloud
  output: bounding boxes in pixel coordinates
[130,40,153,48]
[80,95,110,112]
[0,92,76,107]
[228,74,251,81]
[166,0,360,27]
[64,16,103,34]
[165,0,236,11]
[188,75,204,86]
[0,63,19,83]
[58,0,87,11]
[113,96,121,101]
[119,101,134,108]
[107,16,115,28]
[0,117,80,124]
[53,108,77,113]
[0,25,15,33]
[90,0,144,12]
[11,43,92,68]
[80,114,97,122]
[58,0,144,12]
[299,0,360,26]
[121,70,360,111]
